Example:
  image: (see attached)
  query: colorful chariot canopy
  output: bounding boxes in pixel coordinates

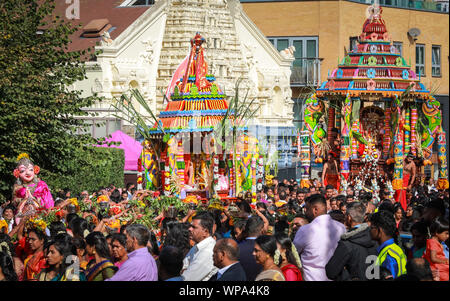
[316,5,430,100]
[150,32,233,134]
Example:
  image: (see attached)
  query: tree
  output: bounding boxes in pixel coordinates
[0,0,100,201]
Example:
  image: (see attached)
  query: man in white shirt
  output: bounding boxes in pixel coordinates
[293,193,346,281]
[182,212,217,281]
[0,204,16,234]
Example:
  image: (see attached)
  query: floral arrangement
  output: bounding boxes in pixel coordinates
[208,198,224,211]
[109,204,122,216]
[27,217,47,232]
[183,195,199,205]
[36,207,61,226]
[68,198,78,207]
[97,195,109,203]
[105,218,121,231]
[0,219,8,233]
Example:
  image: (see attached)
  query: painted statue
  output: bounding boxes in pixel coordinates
[12,153,54,224]
[300,126,311,188]
[437,129,449,190]
[340,94,352,189]
[391,96,408,210]
[236,135,259,192]
[304,93,326,158]
[140,140,159,191]
[421,95,442,165]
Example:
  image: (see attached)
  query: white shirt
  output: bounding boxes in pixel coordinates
[182,236,218,281]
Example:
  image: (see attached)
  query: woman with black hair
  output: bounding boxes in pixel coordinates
[109,189,122,204]
[274,233,303,281]
[400,204,421,232]
[38,235,81,281]
[0,234,23,281]
[85,231,117,281]
[49,221,67,238]
[393,202,405,229]
[0,251,18,281]
[72,236,89,271]
[23,228,47,281]
[109,233,128,269]
[70,217,90,239]
[147,231,160,260]
[423,217,449,281]
[163,221,191,258]
[65,213,79,237]
[252,235,285,281]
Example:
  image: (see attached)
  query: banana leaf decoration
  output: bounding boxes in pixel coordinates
[352,131,368,145]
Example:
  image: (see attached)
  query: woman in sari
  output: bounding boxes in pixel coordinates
[23,228,47,281]
[0,234,24,281]
[275,233,303,281]
[38,236,81,281]
[252,235,285,281]
[85,232,117,281]
[109,233,128,269]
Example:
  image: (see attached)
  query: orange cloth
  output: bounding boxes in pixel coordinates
[423,239,449,281]
[394,173,410,211]
[324,174,340,191]
[23,251,47,281]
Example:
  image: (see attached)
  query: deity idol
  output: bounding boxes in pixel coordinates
[12,153,54,210]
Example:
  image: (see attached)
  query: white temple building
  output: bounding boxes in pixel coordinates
[59,0,297,173]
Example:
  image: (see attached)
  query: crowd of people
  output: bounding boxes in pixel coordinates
[0,178,448,282]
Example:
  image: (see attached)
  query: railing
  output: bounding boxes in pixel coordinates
[348,0,449,13]
[290,58,323,87]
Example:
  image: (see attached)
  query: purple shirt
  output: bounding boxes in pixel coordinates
[106,247,157,281]
[293,214,346,281]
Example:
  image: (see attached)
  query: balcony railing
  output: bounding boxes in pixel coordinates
[348,0,449,13]
[290,58,323,87]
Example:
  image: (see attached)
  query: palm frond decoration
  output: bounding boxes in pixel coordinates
[169,172,181,196]
[316,139,331,158]
[212,79,260,195]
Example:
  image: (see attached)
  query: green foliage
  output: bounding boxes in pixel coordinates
[0,0,102,201]
[39,147,125,197]
[147,195,189,215]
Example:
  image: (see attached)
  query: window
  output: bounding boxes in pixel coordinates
[269,37,320,86]
[393,41,403,56]
[432,45,441,77]
[349,37,358,53]
[416,44,425,77]
[292,99,303,130]
[77,118,122,138]
[268,37,318,61]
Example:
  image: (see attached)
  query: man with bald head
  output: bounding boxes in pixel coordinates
[210,238,247,281]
